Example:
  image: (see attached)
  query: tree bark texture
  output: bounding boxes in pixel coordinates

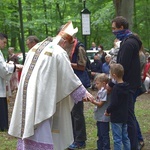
[113,0,134,29]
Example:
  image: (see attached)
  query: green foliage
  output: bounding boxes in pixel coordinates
[0,0,149,52]
[87,0,115,49]
[133,0,150,51]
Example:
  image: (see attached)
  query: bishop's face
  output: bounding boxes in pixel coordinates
[59,38,74,57]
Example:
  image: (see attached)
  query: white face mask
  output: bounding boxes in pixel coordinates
[98,47,101,51]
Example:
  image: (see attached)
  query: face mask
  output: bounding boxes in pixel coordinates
[112,30,124,40]
[98,47,101,51]
[112,29,132,41]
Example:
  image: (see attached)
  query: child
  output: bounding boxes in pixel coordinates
[105,63,131,150]
[89,73,110,150]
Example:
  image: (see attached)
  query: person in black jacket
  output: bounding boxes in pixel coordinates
[111,16,142,150]
[105,63,131,150]
[90,54,103,90]
[90,54,102,78]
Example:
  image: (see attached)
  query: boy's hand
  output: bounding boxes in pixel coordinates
[104,110,111,116]
[106,84,112,94]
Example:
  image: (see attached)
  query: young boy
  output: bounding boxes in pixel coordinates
[105,63,131,150]
[89,73,110,150]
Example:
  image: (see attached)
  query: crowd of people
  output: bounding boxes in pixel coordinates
[88,16,150,150]
[0,16,149,150]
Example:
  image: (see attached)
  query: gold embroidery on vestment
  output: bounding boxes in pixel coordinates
[21,39,50,137]
[32,48,37,52]
[44,51,52,56]
[52,129,60,133]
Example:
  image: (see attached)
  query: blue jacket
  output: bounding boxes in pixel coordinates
[71,42,91,88]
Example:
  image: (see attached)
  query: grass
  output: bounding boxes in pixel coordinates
[83,93,150,150]
[0,92,150,150]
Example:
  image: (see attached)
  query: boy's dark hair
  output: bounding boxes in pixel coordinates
[112,16,129,29]
[0,33,8,40]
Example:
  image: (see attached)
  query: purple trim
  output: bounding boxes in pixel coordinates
[17,139,53,150]
[71,85,86,103]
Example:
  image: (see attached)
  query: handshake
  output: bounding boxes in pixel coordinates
[8,61,23,70]
[16,64,23,70]
[82,91,95,102]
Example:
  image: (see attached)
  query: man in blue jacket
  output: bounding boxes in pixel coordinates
[68,39,91,149]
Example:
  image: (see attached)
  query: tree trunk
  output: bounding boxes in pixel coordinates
[113,0,134,29]
[42,0,48,37]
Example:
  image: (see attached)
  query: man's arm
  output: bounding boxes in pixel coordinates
[71,63,85,71]
[118,38,138,75]
[71,46,87,71]
[118,42,133,71]
[106,86,119,114]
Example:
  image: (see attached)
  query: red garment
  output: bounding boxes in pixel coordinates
[142,62,150,81]
[18,70,22,82]
[69,38,77,60]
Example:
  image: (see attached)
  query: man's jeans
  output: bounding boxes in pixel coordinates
[111,123,131,150]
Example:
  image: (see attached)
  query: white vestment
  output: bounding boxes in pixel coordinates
[8,40,86,150]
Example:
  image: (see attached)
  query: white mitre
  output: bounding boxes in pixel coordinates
[53,21,78,44]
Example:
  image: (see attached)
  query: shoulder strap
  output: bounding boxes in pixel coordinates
[75,41,85,50]
[75,41,91,70]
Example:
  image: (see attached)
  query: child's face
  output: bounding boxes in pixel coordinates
[95,80,104,90]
